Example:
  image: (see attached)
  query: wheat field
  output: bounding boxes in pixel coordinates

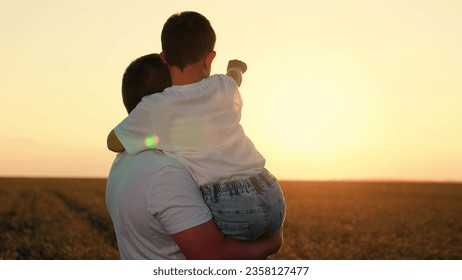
[0,178,461,259]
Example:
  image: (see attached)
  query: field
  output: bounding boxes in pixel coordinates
[0,178,461,259]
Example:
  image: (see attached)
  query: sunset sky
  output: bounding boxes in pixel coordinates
[1,0,461,181]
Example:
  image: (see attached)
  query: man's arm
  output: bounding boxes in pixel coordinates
[107,129,125,153]
[172,219,282,260]
[226,59,247,87]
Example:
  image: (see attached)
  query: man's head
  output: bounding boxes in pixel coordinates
[161,11,216,71]
[122,53,172,113]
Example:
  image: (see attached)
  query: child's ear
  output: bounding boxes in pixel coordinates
[204,51,216,68]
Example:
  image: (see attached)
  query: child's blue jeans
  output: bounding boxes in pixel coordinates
[200,169,286,241]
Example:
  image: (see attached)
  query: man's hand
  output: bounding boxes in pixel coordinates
[264,230,284,254]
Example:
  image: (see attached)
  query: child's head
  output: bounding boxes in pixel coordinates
[122,53,172,113]
[161,11,216,71]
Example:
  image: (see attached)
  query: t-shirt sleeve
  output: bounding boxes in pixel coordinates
[219,74,243,110]
[114,98,157,155]
[147,166,213,234]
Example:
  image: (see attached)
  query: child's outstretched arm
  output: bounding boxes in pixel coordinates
[107,129,125,153]
[226,59,247,87]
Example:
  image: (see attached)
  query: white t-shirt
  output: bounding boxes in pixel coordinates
[106,149,212,260]
[114,74,266,186]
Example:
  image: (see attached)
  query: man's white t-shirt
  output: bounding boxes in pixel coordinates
[114,74,265,186]
[106,149,212,259]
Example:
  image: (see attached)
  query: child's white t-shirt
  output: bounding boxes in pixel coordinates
[114,74,265,186]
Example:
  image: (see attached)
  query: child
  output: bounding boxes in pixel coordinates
[107,11,285,241]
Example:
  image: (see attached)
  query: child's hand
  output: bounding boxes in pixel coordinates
[227,59,247,74]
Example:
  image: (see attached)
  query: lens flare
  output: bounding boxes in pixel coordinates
[145,134,159,149]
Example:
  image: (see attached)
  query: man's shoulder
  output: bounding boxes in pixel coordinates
[134,150,185,167]
[109,151,194,198]
[113,150,187,172]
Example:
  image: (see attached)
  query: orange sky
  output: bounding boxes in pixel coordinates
[1,0,461,181]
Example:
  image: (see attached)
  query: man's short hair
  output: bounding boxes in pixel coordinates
[161,11,216,70]
[122,53,172,113]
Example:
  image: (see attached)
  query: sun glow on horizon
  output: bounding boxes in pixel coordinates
[245,49,375,164]
[1,1,462,181]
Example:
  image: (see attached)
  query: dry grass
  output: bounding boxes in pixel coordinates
[274,181,462,259]
[0,178,118,259]
[1,178,461,259]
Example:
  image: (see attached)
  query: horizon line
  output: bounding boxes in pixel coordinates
[1,176,461,184]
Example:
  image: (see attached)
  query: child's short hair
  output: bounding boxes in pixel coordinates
[121,53,172,113]
[161,11,216,70]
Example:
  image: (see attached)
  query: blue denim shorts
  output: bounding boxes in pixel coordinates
[200,169,286,241]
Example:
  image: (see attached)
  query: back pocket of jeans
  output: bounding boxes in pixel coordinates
[215,221,253,241]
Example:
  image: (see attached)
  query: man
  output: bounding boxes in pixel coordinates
[105,54,282,259]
